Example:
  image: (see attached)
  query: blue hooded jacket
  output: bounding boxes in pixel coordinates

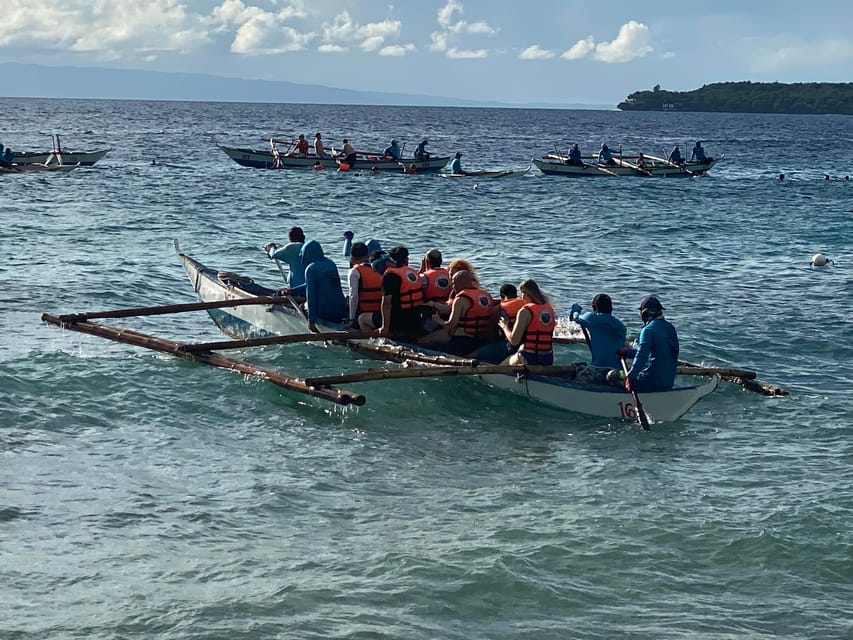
[626,317,679,392]
[576,311,627,368]
[290,240,346,325]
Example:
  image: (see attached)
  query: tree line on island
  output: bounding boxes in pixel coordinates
[617,82,853,115]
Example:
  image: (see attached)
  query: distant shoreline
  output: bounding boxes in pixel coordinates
[617,81,853,115]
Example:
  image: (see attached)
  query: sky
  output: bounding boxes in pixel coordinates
[2,0,852,106]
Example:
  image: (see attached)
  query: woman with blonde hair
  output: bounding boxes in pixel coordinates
[498,279,556,365]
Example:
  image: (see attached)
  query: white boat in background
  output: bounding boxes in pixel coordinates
[534,153,719,177]
[440,165,531,179]
[175,245,719,423]
[220,138,451,173]
[11,135,110,167]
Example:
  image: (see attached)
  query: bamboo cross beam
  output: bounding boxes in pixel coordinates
[339,340,480,367]
[179,331,371,352]
[56,297,296,324]
[41,314,365,406]
[305,364,580,387]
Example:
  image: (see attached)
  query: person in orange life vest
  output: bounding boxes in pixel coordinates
[359,246,427,337]
[420,270,496,355]
[345,242,383,329]
[419,248,451,302]
[498,279,556,366]
[499,283,526,324]
[294,134,309,156]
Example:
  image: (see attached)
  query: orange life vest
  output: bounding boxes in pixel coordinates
[354,263,383,313]
[384,265,424,310]
[422,267,451,302]
[521,302,556,353]
[500,297,526,319]
[456,287,495,337]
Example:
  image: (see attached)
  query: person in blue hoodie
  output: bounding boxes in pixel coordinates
[265,226,306,289]
[569,293,628,385]
[287,239,347,332]
[617,295,679,393]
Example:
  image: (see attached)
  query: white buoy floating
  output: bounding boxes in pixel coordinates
[809,253,835,267]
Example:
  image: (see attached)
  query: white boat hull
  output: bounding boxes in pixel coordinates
[534,156,717,177]
[12,148,110,166]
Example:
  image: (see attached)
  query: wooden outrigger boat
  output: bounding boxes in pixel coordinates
[10,135,110,167]
[220,138,451,173]
[439,165,531,179]
[533,153,718,177]
[39,245,787,424]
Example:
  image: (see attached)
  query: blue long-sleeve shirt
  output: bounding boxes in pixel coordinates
[626,318,679,392]
[576,311,627,369]
[270,242,305,289]
[289,240,346,325]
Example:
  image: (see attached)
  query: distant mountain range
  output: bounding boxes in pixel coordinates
[0,62,609,110]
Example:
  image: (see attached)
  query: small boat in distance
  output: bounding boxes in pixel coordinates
[534,153,719,177]
[220,138,451,173]
[440,165,531,179]
[11,134,110,167]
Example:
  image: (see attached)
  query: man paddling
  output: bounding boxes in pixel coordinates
[617,296,679,393]
[570,293,627,385]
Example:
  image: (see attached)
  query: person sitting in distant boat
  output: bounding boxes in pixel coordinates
[669,145,684,165]
[690,141,711,163]
[449,151,468,175]
[339,138,357,168]
[598,144,616,167]
[265,226,307,290]
[414,138,430,162]
[285,239,347,333]
[636,152,647,170]
[567,143,584,166]
[383,139,401,160]
[0,143,12,168]
[294,134,309,157]
[498,279,556,366]
[314,132,326,158]
[569,293,628,385]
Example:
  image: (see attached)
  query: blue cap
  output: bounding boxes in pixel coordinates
[639,295,664,311]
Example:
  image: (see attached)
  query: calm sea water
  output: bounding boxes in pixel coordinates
[2,98,852,639]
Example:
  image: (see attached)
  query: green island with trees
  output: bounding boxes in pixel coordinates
[617,82,853,115]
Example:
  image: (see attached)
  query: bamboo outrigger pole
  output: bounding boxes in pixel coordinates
[41,314,366,406]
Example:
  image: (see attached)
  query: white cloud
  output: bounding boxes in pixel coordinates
[561,37,595,60]
[319,10,409,54]
[430,0,498,57]
[446,48,487,59]
[0,0,210,55]
[318,43,347,53]
[744,36,853,72]
[210,0,314,55]
[380,44,416,56]
[519,45,555,60]
[561,21,653,63]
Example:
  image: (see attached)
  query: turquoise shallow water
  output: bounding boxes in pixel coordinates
[1,99,852,639]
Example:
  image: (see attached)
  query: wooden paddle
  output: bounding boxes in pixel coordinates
[620,357,651,431]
